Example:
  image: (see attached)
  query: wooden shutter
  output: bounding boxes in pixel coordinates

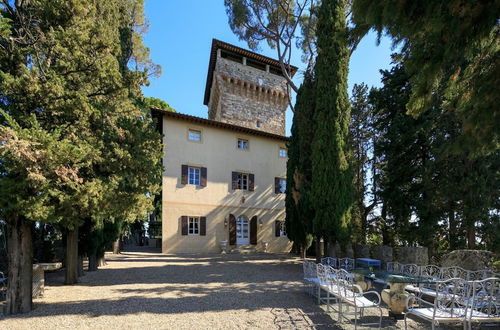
[275,221,281,237]
[201,167,207,187]
[200,217,206,236]
[250,216,257,245]
[181,216,188,235]
[181,165,188,184]
[248,173,255,191]
[229,214,236,245]
[231,172,238,190]
[275,177,280,194]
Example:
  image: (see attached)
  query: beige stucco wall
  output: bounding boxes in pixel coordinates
[162,116,292,253]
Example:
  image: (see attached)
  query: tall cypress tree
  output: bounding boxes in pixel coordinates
[286,68,315,257]
[311,0,353,248]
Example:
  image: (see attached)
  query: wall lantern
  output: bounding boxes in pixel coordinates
[259,219,263,227]
[224,218,228,227]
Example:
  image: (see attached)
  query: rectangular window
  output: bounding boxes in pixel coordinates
[237,173,248,190]
[188,217,199,235]
[188,129,201,142]
[279,178,286,194]
[237,139,249,150]
[188,167,200,185]
[279,221,287,237]
[279,148,288,158]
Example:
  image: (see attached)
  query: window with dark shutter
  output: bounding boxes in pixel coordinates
[275,177,280,194]
[201,167,207,187]
[250,216,257,245]
[181,216,188,235]
[229,214,236,245]
[248,173,255,191]
[275,221,280,237]
[200,217,206,236]
[181,165,188,185]
[231,172,238,190]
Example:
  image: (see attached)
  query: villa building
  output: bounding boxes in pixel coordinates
[153,39,296,253]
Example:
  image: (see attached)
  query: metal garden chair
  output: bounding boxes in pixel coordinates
[321,257,338,269]
[338,257,355,271]
[404,278,469,330]
[466,277,500,329]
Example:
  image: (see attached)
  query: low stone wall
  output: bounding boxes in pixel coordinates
[370,245,393,267]
[395,246,429,265]
[441,250,493,270]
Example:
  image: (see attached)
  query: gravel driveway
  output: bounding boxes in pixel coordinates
[0,248,448,329]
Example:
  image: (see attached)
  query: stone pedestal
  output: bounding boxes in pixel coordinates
[353,273,372,292]
[381,282,413,315]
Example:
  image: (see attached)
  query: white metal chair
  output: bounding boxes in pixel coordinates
[406,264,442,298]
[467,269,500,281]
[404,278,469,330]
[466,277,500,329]
[321,257,338,269]
[338,257,355,271]
[336,269,382,329]
[386,261,403,273]
[441,266,470,281]
[303,260,320,296]
[401,263,420,276]
[317,264,341,309]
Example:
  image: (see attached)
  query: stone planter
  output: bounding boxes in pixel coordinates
[219,240,228,254]
[262,241,269,253]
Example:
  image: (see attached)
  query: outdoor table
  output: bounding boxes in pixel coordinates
[33,262,62,298]
[351,268,435,318]
[355,258,382,269]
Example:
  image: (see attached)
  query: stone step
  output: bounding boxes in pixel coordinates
[229,245,258,254]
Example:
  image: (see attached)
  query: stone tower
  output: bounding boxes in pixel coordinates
[204,39,297,136]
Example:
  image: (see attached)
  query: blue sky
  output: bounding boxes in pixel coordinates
[142,0,395,135]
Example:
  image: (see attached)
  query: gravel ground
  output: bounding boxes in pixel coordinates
[0,248,462,329]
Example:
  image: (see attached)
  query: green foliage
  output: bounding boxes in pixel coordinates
[144,96,175,112]
[311,0,353,245]
[286,69,315,251]
[370,60,500,252]
[0,0,161,251]
[351,0,500,154]
[349,83,377,243]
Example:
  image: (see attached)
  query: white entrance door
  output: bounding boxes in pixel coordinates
[236,216,249,245]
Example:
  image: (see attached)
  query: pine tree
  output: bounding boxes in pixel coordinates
[349,83,376,244]
[311,0,353,249]
[351,0,500,154]
[0,0,161,313]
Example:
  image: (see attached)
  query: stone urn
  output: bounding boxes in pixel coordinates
[381,282,413,315]
[262,241,269,253]
[219,240,228,254]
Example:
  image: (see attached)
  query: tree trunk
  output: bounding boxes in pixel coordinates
[88,253,98,271]
[5,218,33,315]
[97,250,107,267]
[65,227,79,284]
[112,238,120,254]
[448,205,457,250]
[77,255,84,277]
[467,225,476,249]
[97,256,107,267]
[300,245,306,259]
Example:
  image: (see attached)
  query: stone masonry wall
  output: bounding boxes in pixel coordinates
[208,57,288,136]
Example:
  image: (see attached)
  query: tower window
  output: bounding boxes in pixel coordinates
[256,120,261,128]
[279,148,288,158]
[237,139,249,150]
[188,129,202,142]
